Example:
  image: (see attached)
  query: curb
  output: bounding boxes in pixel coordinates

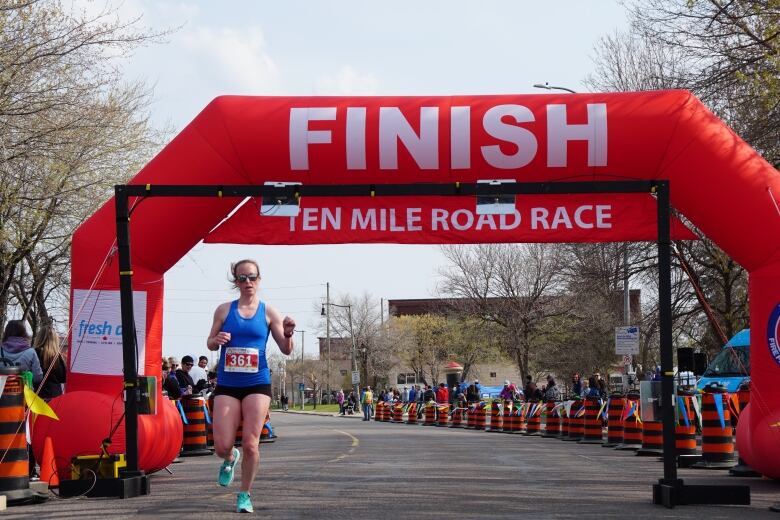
[279,410,363,419]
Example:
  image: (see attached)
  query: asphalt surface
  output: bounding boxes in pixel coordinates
[5,411,780,519]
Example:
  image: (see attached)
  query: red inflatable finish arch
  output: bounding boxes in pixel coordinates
[32,91,780,480]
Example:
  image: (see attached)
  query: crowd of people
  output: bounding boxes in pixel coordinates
[333,370,613,422]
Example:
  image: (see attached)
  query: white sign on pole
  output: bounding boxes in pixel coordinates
[351,371,360,385]
[615,326,640,355]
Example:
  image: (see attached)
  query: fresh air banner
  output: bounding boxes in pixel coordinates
[70,289,147,376]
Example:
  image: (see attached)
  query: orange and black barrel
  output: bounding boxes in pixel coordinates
[382,402,392,422]
[564,399,584,441]
[260,412,276,443]
[0,367,45,505]
[615,390,642,450]
[675,390,698,460]
[474,402,487,430]
[542,401,560,438]
[180,396,212,456]
[487,400,503,432]
[373,402,382,421]
[525,402,542,436]
[406,402,418,425]
[579,396,603,444]
[392,403,404,423]
[693,384,736,469]
[515,401,527,433]
[501,401,516,433]
[449,405,464,428]
[422,402,436,426]
[436,404,450,426]
[465,404,477,429]
[602,393,625,447]
[636,419,663,456]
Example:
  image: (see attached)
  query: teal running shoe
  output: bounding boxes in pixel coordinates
[218,447,240,487]
[236,491,254,513]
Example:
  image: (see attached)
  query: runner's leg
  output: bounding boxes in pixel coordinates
[213,395,242,459]
[238,393,270,492]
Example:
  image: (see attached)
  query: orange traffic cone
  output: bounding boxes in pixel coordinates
[39,436,59,488]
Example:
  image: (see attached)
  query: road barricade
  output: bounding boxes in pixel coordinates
[542,401,560,438]
[487,400,503,432]
[615,391,642,450]
[579,396,602,444]
[422,402,437,426]
[406,402,418,425]
[436,405,450,427]
[525,402,542,436]
[180,397,212,456]
[693,385,736,469]
[563,399,584,442]
[602,393,625,447]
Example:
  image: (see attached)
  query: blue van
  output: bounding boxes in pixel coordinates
[696,329,750,393]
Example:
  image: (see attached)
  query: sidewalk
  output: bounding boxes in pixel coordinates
[279,409,363,419]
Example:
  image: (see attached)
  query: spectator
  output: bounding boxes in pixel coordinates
[360,386,374,421]
[523,375,535,400]
[571,373,583,397]
[1,320,43,386]
[436,382,449,404]
[337,389,345,415]
[526,381,543,401]
[188,355,208,386]
[499,380,514,401]
[281,393,289,411]
[544,375,561,401]
[408,385,417,403]
[466,380,480,404]
[33,321,66,400]
[402,386,409,403]
[586,376,601,397]
[595,372,607,397]
[347,390,358,414]
[175,355,206,397]
[423,384,436,403]
[162,361,182,399]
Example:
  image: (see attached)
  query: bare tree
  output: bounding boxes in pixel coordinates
[0,0,168,333]
[438,244,566,380]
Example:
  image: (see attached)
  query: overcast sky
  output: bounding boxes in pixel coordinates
[106,0,631,362]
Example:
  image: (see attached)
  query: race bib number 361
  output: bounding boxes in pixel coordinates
[225,347,260,373]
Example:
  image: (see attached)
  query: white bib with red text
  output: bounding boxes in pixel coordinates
[224,347,260,373]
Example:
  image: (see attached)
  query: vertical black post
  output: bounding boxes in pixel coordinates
[656,181,679,487]
[115,186,141,477]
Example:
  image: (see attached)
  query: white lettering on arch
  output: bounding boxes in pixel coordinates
[379,107,439,169]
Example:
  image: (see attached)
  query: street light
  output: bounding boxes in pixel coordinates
[321,302,359,400]
[532,82,577,94]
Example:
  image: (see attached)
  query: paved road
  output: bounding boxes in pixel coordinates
[6,412,780,519]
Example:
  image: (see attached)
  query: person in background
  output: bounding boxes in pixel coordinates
[407,384,417,404]
[1,320,43,385]
[466,380,479,404]
[162,361,182,399]
[347,390,358,414]
[175,355,205,397]
[280,393,289,411]
[571,373,583,397]
[1,320,43,480]
[188,355,208,387]
[33,320,66,400]
[337,389,345,415]
[499,380,515,401]
[436,382,449,404]
[586,375,601,397]
[360,386,374,421]
[544,375,561,401]
[402,386,409,403]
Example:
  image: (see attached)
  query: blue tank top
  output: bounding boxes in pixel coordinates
[217,300,271,386]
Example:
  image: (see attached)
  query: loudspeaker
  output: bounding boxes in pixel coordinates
[693,352,708,376]
[678,348,695,372]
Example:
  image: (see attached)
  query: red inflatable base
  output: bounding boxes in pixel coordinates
[31,391,182,479]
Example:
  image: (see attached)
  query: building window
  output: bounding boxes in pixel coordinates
[340,370,347,376]
[396,373,417,385]
[490,372,497,378]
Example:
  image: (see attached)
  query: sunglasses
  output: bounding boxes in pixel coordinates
[236,274,259,283]
[183,362,193,367]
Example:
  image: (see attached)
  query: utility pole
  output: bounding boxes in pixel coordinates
[326,282,331,402]
[299,329,305,410]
